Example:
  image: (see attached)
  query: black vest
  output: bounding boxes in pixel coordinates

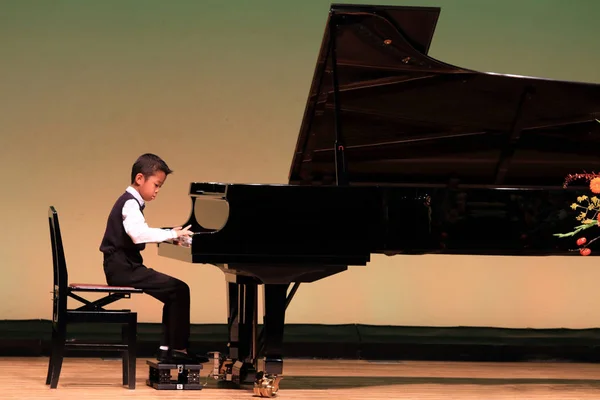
[99,191,146,261]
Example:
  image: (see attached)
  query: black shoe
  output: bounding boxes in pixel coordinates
[185,349,210,364]
[156,348,170,363]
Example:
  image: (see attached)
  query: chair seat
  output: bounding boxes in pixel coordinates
[69,283,143,293]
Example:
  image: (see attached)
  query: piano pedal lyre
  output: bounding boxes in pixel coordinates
[206,351,234,382]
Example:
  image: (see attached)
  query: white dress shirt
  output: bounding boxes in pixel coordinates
[123,186,177,244]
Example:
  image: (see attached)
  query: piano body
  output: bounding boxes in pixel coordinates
[158,3,600,396]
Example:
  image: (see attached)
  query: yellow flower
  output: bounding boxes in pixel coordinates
[571,203,578,210]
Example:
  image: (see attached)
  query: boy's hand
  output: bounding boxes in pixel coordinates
[172,225,193,238]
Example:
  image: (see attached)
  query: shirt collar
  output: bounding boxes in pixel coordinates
[126,186,145,208]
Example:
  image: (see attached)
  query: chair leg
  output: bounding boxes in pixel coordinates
[121,325,129,387]
[49,331,66,389]
[128,315,137,389]
[45,328,57,385]
[121,315,138,389]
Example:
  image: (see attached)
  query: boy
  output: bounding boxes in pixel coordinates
[99,153,208,364]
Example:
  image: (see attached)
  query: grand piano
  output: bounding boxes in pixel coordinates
[158,3,600,396]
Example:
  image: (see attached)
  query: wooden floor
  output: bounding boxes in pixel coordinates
[3,357,600,399]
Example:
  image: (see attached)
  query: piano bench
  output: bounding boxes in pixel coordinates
[68,283,143,293]
[145,360,203,390]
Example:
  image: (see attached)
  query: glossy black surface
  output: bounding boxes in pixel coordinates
[189,184,378,263]
[289,4,600,187]
[175,182,589,259]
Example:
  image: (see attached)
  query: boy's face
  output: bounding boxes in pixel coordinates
[134,171,167,202]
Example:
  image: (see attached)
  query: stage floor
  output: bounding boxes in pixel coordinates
[3,357,600,399]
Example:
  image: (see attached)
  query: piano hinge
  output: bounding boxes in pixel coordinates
[329,11,349,187]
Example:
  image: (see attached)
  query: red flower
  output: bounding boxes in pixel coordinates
[590,177,600,194]
[577,237,587,246]
[580,248,592,256]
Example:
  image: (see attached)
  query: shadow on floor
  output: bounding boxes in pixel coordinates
[203,376,600,390]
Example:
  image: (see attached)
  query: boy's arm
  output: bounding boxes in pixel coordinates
[122,199,178,244]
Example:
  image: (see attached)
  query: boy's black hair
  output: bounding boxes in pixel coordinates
[130,153,173,183]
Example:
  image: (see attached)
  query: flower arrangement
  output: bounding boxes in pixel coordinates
[553,173,600,255]
[553,119,600,255]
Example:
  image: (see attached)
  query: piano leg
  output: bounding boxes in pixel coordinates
[254,283,287,397]
[217,276,289,397]
[221,276,258,387]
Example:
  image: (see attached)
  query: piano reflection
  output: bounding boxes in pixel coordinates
[157,3,600,397]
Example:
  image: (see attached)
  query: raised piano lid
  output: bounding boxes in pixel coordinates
[288,3,600,188]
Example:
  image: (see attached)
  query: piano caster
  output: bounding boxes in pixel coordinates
[253,371,282,398]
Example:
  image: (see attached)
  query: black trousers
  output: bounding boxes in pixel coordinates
[103,251,190,350]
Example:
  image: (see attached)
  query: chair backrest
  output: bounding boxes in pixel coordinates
[48,206,68,329]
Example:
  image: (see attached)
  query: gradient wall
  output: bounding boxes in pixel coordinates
[1,0,599,328]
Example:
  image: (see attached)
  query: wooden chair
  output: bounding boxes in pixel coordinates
[46,206,143,389]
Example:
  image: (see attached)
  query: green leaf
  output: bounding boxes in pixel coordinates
[553,222,596,238]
